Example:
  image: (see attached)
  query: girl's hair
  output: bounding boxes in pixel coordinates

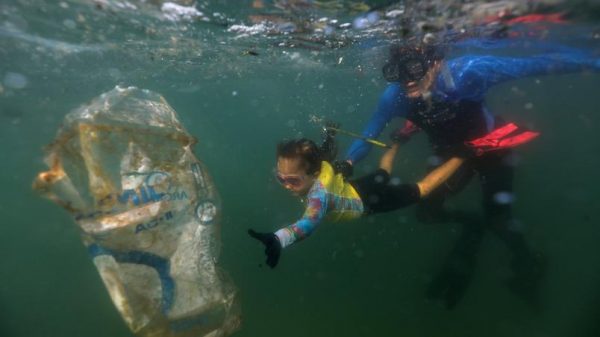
[277,137,335,175]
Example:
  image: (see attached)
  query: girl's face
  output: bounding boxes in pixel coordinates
[276,156,318,196]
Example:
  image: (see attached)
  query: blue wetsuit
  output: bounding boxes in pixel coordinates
[345,48,600,163]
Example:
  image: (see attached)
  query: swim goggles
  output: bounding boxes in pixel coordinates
[275,172,305,187]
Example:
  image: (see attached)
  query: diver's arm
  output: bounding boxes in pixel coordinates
[416,157,465,197]
[274,186,328,248]
[344,83,408,165]
[452,51,600,100]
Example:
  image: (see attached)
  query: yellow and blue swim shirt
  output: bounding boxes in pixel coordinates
[275,161,364,248]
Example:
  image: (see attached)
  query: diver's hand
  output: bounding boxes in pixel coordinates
[248,229,281,268]
[390,120,419,144]
[333,160,353,178]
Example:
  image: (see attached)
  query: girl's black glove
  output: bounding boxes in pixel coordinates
[248,229,281,268]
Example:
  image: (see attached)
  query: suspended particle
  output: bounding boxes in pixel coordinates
[3,72,28,89]
[493,191,515,205]
[427,155,442,166]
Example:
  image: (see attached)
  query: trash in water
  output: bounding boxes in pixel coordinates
[33,86,240,337]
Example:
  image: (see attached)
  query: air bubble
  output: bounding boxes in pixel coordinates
[108,68,121,79]
[352,17,369,29]
[390,177,402,186]
[3,72,28,89]
[63,19,76,29]
[493,191,515,205]
[427,155,442,166]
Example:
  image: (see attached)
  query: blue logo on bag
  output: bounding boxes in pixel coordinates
[118,171,189,206]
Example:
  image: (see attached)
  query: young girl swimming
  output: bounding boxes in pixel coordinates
[248,134,464,268]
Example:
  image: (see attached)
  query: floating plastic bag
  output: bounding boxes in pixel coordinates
[33,86,240,337]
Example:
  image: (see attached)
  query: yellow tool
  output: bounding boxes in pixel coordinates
[325,126,391,149]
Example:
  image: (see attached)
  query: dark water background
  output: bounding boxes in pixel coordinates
[1,1,600,336]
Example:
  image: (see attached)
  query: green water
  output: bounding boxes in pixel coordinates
[2,1,600,336]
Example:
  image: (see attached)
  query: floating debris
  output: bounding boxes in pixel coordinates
[242,49,259,56]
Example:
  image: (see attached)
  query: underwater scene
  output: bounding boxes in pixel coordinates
[1,0,600,336]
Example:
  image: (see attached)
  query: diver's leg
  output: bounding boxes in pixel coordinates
[350,169,391,214]
[425,207,485,309]
[478,150,546,307]
[416,163,485,309]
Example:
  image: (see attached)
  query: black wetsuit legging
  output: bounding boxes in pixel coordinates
[350,169,421,214]
[417,149,540,309]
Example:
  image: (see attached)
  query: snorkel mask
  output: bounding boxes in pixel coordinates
[382,44,443,83]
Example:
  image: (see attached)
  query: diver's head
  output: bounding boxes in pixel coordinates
[275,138,321,196]
[382,43,445,93]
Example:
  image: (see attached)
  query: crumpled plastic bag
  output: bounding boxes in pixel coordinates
[33,86,240,337]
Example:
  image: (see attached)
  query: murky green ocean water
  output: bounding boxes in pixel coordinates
[1,1,600,336]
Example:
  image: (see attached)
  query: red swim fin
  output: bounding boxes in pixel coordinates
[465,123,540,156]
[497,130,540,148]
[477,123,518,142]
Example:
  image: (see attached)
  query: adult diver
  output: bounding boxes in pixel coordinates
[335,39,600,309]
